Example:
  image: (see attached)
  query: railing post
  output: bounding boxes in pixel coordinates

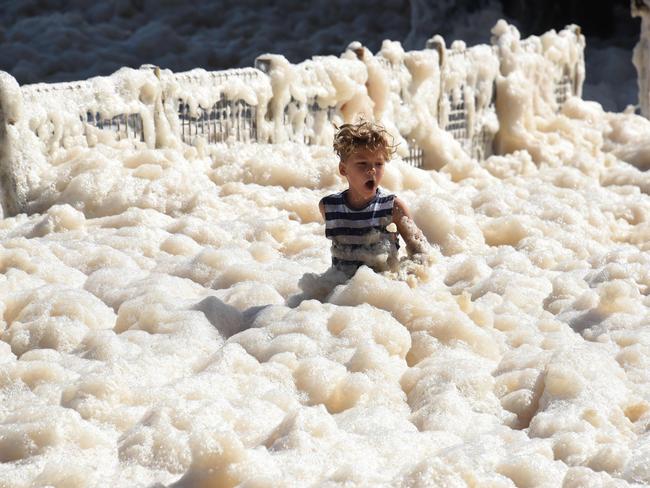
[426,35,446,69]
[255,54,293,143]
[0,71,24,216]
[426,36,448,133]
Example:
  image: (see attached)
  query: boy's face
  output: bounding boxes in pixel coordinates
[339,147,387,203]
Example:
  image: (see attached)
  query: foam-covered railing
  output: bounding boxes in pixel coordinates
[633,1,650,118]
[0,22,585,217]
[491,22,585,157]
[0,68,160,217]
[425,37,500,164]
[253,54,347,146]
[155,66,270,146]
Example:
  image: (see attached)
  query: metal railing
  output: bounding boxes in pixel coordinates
[0,24,586,215]
[433,43,499,162]
[440,84,498,161]
[281,99,338,145]
[167,67,263,145]
[84,112,145,142]
[375,56,425,168]
[554,68,574,107]
[178,97,257,144]
[170,67,261,86]
[10,33,579,160]
[443,91,469,148]
[21,80,148,144]
[256,58,341,145]
[280,97,322,144]
[405,140,424,168]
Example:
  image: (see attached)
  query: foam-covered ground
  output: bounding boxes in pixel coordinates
[2,3,650,486]
[1,91,650,485]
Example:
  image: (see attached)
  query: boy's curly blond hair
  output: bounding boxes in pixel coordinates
[333,121,396,162]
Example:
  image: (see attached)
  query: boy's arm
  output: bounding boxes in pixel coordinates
[393,197,430,256]
[318,199,325,222]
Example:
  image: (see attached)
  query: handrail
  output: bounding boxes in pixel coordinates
[0,23,586,216]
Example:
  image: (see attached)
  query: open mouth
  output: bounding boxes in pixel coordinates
[365,179,375,190]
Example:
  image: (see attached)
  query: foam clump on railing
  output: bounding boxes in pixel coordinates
[0,71,22,124]
[154,65,272,148]
[255,52,369,146]
[633,1,650,118]
[0,71,23,218]
[256,37,488,172]
[0,67,161,216]
[342,40,410,158]
[492,20,586,164]
[420,36,500,174]
[0,65,275,216]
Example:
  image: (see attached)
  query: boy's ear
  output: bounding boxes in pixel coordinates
[338,161,347,176]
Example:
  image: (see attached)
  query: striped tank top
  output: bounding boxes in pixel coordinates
[321,188,399,273]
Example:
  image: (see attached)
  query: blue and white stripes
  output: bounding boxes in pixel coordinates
[321,188,398,272]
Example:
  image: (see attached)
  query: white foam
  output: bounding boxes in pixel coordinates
[1,21,650,488]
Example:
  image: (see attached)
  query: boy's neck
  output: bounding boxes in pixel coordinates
[345,188,377,209]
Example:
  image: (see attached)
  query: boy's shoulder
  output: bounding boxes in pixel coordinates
[320,188,397,206]
[320,191,346,206]
[377,187,396,199]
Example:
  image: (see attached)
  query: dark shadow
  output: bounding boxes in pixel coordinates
[192,296,244,339]
[193,296,278,339]
[286,266,351,308]
[241,304,273,330]
[568,309,606,334]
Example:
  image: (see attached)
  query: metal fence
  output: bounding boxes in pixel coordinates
[0,25,586,216]
[166,67,262,145]
[84,112,145,142]
[429,42,500,162]
[22,81,147,143]
[374,55,424,168]
[256,57,341,145]
[405,140,424,168]
[161,26,579,161]
[440,83,498,162]
[178,97,257,144]
[8,31,582,162]
[283,99,338,145]
[553,67,574,107]
[443,91,470,149]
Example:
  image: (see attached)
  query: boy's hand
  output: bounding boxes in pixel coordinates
[399,253,432,288]
[392,197,432,258]
[411,252,434,267]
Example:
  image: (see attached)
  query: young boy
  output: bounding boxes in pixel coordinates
[319,121,431,277]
